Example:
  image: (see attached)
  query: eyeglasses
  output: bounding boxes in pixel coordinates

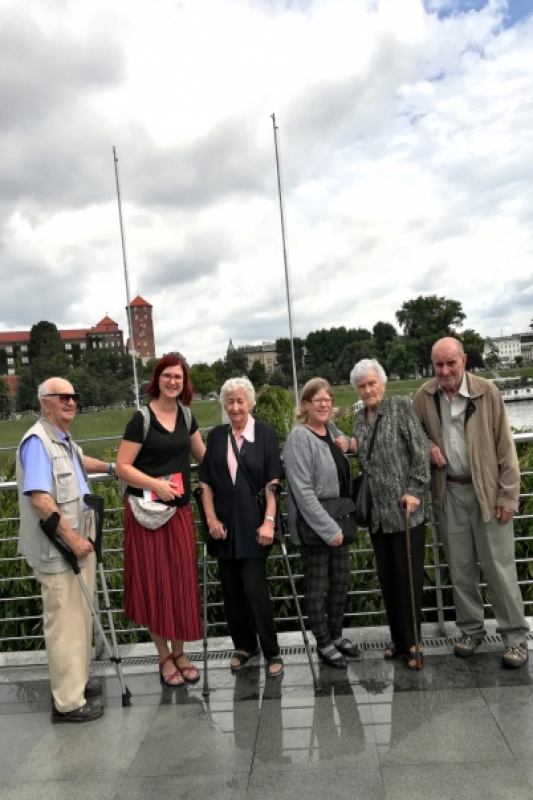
[44,393,79,404]
[161,374,183,383]
[311,396,333,406]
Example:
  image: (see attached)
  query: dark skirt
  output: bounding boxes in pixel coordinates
[123,501,203,642]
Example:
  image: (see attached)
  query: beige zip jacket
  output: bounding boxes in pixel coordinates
[412,373,519,522]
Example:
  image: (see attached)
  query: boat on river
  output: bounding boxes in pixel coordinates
[501,386,533,403]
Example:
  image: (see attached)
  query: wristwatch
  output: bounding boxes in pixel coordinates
[265,515,275,524]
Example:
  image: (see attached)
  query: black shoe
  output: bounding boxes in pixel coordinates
[52,701,104,724]
[317,648,347,670]
[334,638,360,658]
[84,680,102,698]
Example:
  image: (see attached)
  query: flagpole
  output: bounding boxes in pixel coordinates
[113,147,140,410]
[271,114,299,407]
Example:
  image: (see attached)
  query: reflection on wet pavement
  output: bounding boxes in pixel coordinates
[2,650,533,799]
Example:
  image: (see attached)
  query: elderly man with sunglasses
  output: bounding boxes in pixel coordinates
[16,377,114,723]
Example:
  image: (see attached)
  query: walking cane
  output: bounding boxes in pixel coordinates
[269,484,321,693]
[402,501,422,670]
[39,499,132,706]
[192,487,211,697]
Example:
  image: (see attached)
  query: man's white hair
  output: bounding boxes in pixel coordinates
[37,377,72,400]
[220,377,256,407]
[350,359,388,389]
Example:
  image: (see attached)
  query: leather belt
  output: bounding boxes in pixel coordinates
[447,475,473,485]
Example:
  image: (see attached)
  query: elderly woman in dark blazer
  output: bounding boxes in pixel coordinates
[283,378,359,670]
[351,359,430,669]
[198,377,284,677]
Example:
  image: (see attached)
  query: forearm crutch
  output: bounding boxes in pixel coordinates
[269,484,321,693]
[40,500,132,706]
[193,487,211,697]
[403,506,422,670]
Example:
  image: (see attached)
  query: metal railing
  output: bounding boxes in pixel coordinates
[1,433,532,650]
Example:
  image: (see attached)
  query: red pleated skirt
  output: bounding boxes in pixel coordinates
[123,501,203,642]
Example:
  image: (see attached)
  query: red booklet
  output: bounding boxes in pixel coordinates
[147,473,184,502]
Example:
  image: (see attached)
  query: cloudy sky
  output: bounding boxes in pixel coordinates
[1,0,532,364]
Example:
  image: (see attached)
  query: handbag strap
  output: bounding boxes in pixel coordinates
[363,415,380,466]
[228,426,260,499]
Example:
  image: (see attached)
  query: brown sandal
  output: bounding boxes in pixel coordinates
[159,654,184,686]
[174,653,200,684]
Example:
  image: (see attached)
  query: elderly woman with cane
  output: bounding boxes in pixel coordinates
[283,378,359,670]
[351,359,430,669]
[198,377,285,677]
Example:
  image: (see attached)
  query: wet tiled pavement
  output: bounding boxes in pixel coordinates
[3,635,533,799]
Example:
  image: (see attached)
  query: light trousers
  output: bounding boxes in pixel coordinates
[35,547,95,713]
[438,483,528,646]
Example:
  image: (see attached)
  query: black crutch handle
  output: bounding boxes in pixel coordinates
[39,512,81,574]
[268,483,284,544]
[83,494,105,563]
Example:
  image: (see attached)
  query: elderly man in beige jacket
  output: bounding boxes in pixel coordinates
[412,337,528,668]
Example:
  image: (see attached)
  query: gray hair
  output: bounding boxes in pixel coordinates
[220,376,256,407]
[37,379,57,400]
[37,377,73,400]
[431,337,464,360]
[350,359,388,388]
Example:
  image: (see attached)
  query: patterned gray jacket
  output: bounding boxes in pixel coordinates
[353,396,430,534]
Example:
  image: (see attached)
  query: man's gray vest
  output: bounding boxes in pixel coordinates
[16,416,90,574]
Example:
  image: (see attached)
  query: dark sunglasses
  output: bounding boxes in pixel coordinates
[44,393,79,404]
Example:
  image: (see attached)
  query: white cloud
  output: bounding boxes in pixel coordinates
[0,0,532,364]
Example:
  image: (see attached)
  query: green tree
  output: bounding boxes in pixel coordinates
[385,339,416,379]
[211,359,228,387]
[515,355,524,368]
[305,327,371,371]
[254,385,294,444]
[336,340,377,383]
[27,321,63,363]
[16,368,39,411]
[0,376,10,415]
[266,370,290,389]
[189,363,217,395]
[69,367,100,409]
[275,337,305,377]
[461,329,485,370]
[395,295,466,372]
[225,349,249,377]
[485,339,499,370]
[248,360,268,389]
[372,321,397,362]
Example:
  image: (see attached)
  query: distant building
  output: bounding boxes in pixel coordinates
[0,315,124,376]
[483,332,533,364]
[127,296,156,364]
[227,340,278,375]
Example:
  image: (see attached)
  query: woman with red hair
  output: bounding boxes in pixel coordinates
[116,354,205,686]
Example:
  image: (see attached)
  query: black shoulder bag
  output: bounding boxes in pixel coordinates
[351,416,379,528]
[228,427,271,529]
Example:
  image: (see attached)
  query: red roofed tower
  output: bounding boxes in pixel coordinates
[127,296,155,362]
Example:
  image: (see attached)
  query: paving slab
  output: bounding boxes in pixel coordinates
[382,760,533,800]
[126,701,260,778]
[377,688,513,766]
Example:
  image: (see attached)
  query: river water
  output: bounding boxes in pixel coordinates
[506,400,533,431]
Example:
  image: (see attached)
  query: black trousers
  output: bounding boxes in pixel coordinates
[370,523,426,653]
[217,557,280,661]
[301,545,351,648]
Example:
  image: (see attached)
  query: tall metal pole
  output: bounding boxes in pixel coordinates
[113,147,140,410]
[271,114,299,407]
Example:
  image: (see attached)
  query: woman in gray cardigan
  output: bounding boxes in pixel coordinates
[283,378,359,669]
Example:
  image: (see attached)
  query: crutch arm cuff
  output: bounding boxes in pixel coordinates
[39,513,80,573]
